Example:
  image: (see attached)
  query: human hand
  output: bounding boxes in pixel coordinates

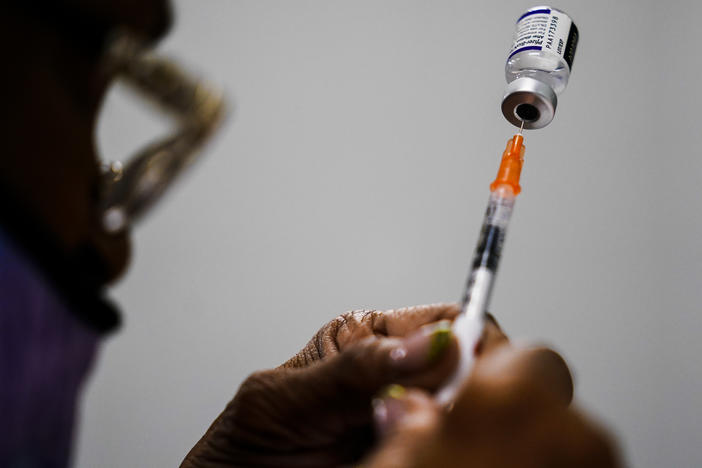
[181,304,494,467]
[365,342,620,468]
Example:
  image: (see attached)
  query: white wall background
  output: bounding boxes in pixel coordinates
[77,1,702,467]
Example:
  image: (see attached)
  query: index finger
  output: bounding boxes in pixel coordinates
[374,303,461,337]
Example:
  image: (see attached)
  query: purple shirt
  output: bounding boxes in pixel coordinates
[0,230,101,468]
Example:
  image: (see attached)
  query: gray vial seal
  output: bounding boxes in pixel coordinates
[501,77,557,130]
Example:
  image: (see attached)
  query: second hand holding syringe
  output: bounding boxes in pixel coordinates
[436,127,525,405]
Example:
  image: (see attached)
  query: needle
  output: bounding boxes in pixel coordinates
[518,119,524,135]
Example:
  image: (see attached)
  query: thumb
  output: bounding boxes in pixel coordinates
[365,387,439,468]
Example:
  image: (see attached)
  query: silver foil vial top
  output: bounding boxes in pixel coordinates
[501,77,557,130]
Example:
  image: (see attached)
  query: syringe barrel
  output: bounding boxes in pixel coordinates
[461,185,515,309]
[436,186,517,405]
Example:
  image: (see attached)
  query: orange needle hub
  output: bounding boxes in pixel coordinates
[490,134,525,194]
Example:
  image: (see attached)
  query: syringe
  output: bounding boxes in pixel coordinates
[436,126,526,405]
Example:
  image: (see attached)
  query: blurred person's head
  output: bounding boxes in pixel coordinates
[0,1,173,284]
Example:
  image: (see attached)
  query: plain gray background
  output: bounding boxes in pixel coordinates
[76,1,702,467]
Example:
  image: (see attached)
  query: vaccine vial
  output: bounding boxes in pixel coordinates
[502,6,579,129]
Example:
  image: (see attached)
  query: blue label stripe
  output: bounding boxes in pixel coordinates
[517,8,551,22]
[508,45,542,59]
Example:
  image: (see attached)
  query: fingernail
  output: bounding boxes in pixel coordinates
[372,384,407,436]
[389,320,453,371]
[427,320,453,362]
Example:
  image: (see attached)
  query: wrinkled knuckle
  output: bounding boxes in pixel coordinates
[350,309,377,325]
[365,308,382,321]
[337,309,380,337]
[333,310,364,332]
[323,314,346,337]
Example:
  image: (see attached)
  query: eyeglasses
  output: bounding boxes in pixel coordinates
[99,32,227,233]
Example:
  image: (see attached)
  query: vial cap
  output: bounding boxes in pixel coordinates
[501,77,557,130]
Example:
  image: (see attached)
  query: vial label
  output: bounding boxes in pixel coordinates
[508,7,578,68]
